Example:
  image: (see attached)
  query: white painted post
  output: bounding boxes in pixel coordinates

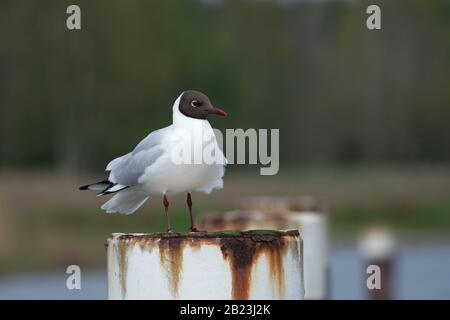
[107,230,304,300]
[200,196,329,300]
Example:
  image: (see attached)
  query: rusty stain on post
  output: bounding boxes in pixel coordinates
[264,244,286,298]
[219,232,292,299]
[158,237,183,298]
[116,238,129,299]
[107,230,302,299]
[219,237,257,300]
[113,234,185,298]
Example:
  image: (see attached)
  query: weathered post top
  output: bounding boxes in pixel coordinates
[107,230,303,300]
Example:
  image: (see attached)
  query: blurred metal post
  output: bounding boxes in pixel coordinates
[200,196,329,300]
[107,230,304,300]
[358,227,396,300]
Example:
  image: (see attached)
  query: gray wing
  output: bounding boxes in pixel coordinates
[106,127,168,186]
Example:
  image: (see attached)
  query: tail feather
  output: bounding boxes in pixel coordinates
[80,179,147,214]
[101,189,149,214]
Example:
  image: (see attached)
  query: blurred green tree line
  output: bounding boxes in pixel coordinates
[0,0,449,172]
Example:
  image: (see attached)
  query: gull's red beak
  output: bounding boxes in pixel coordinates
[208,107,227,117]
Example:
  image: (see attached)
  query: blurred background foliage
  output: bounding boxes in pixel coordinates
[0,0,450,275]
[1,0,450,170]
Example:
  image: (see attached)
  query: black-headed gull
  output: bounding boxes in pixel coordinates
[80,90,227,232]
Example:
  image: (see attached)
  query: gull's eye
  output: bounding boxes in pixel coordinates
[191,100,200,108]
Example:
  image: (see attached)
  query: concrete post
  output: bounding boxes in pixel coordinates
[107,230,304,300]
[200,196,329,299]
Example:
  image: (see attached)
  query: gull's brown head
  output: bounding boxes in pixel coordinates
[178,90,227,120]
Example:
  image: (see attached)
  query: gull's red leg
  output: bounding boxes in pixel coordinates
[163,195,173,233]
[187,193,198,232]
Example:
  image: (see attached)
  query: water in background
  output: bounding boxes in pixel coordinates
[1,242,450,300]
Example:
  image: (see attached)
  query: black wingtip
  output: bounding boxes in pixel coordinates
[96,185,129,197]
[79,179,111,191]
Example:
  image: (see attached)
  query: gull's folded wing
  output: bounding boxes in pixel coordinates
[106,127,169,186]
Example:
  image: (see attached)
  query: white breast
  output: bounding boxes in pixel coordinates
[138,104,226,197]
